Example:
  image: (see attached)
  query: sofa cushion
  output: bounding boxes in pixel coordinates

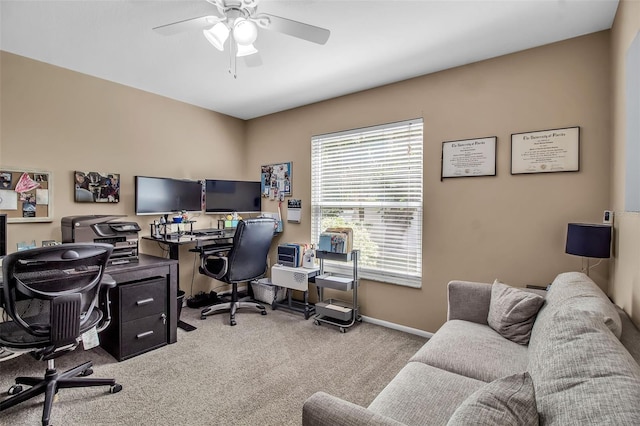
[410,320,528,383]
[541,272,622,338]
[487,281,544,345]
[528,302,640,425]
[367,362,485,426]
[303,392,405,426]
[446,372,538,426]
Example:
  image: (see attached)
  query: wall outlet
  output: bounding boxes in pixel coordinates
[603,210,614,224]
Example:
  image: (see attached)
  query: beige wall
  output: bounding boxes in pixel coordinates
[0,52,247,295]
[610,0,640,327]
[1,30,614,333]
[248,32,612,332]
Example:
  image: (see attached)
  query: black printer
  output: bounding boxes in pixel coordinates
[61,215,140,265]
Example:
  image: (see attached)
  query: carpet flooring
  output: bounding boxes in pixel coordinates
[1,305,426,425]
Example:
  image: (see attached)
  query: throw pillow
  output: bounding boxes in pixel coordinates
[447,372,538,426]
[487,280,544,345]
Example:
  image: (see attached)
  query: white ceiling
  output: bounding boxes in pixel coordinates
[0,0,619,120]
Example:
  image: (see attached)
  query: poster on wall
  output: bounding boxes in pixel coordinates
[261,162,292,199]
[511,127,580,174]
[74,171,120,203]
[441,136,497,179]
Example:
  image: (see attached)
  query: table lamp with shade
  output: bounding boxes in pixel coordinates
[565,223,612,276]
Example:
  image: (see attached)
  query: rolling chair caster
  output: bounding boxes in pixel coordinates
[8,384,23,395]
[110,383,123,394]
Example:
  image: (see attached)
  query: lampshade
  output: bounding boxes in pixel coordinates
[236,43,258,57]
[565,223,612,259]
[233,18,258,46]
[203,23,229,51]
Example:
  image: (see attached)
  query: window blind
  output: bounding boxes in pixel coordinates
[311,118,424,287]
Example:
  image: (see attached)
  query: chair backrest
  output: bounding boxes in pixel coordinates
[226,218,276,283]
[1,243,113,352]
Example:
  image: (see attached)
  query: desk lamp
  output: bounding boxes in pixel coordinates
[565,223,612,276]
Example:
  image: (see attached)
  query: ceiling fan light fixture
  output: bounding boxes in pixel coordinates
[236,43,258,57]
[203,22,229,51]
[233,18,258,46]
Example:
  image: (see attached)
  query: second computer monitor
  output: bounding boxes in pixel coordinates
[205,180,261,213]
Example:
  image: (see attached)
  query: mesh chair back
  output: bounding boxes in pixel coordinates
[226,218,275,283]
[1,243,113,350]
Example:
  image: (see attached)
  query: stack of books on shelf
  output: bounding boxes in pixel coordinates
[318,227,353,254]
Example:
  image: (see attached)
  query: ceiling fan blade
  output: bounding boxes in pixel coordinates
[153,15,221,36]
[256,13,330,45]
[243,52,263,67]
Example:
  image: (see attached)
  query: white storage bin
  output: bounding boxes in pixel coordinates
[251,278,286,304]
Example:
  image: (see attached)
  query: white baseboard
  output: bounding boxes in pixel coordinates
[360,315,433,339]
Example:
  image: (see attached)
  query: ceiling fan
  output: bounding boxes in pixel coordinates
[153,0,331,77]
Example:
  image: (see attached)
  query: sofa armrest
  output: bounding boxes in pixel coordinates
[302,392,405,426]
[447,280,493,324]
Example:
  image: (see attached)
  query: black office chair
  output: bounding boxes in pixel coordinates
[0,243,122,426]
[198,218,276,326]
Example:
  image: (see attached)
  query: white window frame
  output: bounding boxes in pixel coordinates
[311,118,424,287]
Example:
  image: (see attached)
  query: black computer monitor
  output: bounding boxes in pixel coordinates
[0,214,7,256]
[135,176,203,215]
[205,180,262,213]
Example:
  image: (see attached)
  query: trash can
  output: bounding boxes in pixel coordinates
[177,290,186,322]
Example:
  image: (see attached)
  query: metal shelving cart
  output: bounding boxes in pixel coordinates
[313,250,360,333]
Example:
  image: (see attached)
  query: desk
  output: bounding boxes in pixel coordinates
[1,254,177,362]
[141,230,235,331]
[101,254,178,361]
[142,229,236,260]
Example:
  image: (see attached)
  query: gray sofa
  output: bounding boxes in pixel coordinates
[303,272,640,425]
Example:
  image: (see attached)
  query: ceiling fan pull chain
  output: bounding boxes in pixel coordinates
[229,35,238,78]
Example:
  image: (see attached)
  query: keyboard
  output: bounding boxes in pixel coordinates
[192,228,223,236]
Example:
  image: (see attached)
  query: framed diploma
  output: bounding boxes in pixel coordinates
[441,136,497,179]
[511,126,580,174]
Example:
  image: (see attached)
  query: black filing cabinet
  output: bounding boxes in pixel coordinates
[100,254,178,361]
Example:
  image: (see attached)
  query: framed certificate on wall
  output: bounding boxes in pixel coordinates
[511,126,580,174]
[441,136,497,179]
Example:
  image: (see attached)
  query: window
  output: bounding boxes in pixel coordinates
[311,119,424,287]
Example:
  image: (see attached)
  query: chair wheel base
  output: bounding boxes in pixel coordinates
[261,310,267,315]
[110,383,123,394]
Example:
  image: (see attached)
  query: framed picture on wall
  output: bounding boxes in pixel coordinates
[441,136,497,179]
[74,171,120,203]
[511,126,580,174]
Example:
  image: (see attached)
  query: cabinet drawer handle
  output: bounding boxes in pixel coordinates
[136,298,154,306]
[136,331,154,339]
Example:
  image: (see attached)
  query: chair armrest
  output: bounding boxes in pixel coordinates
[447,280,493,324]
[97,274,116,333]
[101,273,116,289]
[200,254,229,280]
[302,392,405,426]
